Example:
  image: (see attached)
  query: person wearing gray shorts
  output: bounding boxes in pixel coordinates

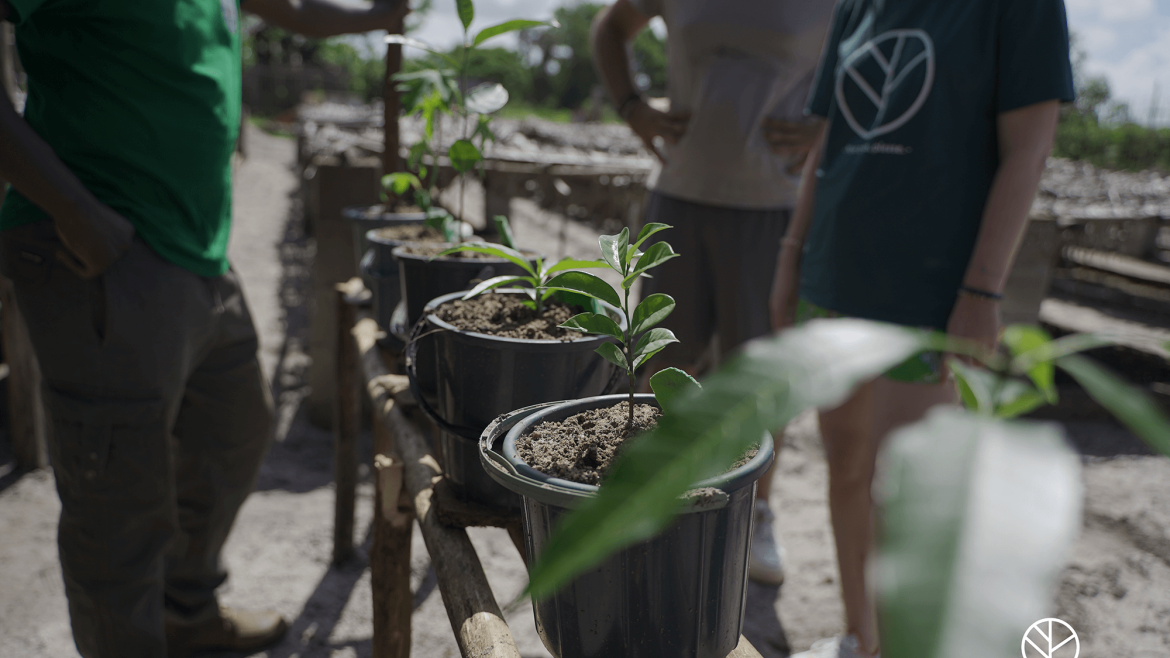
[591,0,835,586]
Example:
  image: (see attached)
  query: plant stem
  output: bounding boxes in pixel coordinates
[624,286,634,429]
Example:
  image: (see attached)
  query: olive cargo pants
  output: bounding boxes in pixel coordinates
[0,221,274,658]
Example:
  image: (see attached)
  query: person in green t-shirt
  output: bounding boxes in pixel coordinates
[0,1,406,656]
[769,1,1075,656]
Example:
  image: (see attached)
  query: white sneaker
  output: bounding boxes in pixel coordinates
[791,635,879,658]
[748,500,786,585]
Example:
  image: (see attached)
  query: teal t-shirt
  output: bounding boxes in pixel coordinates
[799,0,1075,329]
[0,0,241,277]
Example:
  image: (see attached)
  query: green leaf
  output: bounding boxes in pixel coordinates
[544,271,622,309]
[472,19,554,46]
[455,0,474,31]
[381,172,421,196]
[1002,326,1056,404]
[622,242,679,289]
[438,241,535,277]
[1058,355,1170,457]
[493,216,516,249]
[594,342,628,370]
[947,360,997,415]
[465,82,509,114]
[559,312,623,342]
[1010,333,1114,374]
[461,275,530,299]
[385,35,461,67]
[874,409,1082,658]
[632,222,671,250]
[448,139,482,174]
[633,327,678,360]
[631,294,675,335]
[649,367,701,410]
[542,258,609,279]
[993,380,1049,419]
[599,228,630,274]
[524,319,935,600]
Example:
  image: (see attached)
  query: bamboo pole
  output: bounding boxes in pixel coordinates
[354,314,522,658]
[382,14,403,177]
[333,283,362,563]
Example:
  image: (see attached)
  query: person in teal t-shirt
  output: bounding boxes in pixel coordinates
[770,0,1075,656]
[0,1,406,656]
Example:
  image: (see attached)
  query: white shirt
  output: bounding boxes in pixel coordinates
[629,0,835,209]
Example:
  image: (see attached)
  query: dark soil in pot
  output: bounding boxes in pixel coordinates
[366,224,444,275]
[395,245,536,328]
[433,294,584,341]
[517,401,660,484]
[344,204,427,276]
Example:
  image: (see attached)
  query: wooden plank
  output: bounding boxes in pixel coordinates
[371,410,413,658]
[727,636,765,658]
[355,314,522,658]
[333,284,361,563]
[1,277,47,469]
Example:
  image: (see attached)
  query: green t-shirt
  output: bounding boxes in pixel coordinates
[799,0,1075,329]
[0,0,241,277]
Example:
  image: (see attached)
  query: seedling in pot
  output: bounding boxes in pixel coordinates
[385,0,557,244]
[541,223,681,428]
[435,215,610,315]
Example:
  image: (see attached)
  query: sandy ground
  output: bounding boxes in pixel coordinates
[2,125,1170,658]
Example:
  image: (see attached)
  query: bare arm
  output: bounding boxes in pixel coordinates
[769,123,826,329]
[962,101,1060,294]
[242,0,407,39]
[948,100,1060,350]
[0,0,135,277]
[590,0,687,162]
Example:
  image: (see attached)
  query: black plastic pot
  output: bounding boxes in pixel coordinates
[394,244,535,329]
[342,205,426,276]
[362,258,408,349]
[484,394,775,658]
[405,290,622,507]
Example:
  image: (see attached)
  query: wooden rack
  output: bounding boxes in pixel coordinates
[332,280,765,658]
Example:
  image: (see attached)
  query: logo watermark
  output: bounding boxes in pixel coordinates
[1022,618,1079,658]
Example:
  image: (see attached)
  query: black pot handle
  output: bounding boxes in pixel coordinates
[404,314,484,440]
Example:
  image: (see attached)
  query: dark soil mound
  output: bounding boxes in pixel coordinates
[516,402,660,485]
[398,242,498,258]
[434,293,586,341]
[356,203,423,218]
[371,224,443,243]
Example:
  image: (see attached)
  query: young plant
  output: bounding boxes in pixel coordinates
[384,0,555,241]
[435,217,609,315]
[538,223,680,428]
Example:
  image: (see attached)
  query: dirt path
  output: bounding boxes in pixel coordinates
[2,125,1169,658]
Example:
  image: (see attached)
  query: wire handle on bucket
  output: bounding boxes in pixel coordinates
[404,314,486,440]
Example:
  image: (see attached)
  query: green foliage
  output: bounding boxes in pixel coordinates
[436,242,607,314]
[875,409,1082,658]
[494,215,516,249]
[518,3,666,111]
[550,226,680,426]
[648,367,701,409]
[1054,112,1170,172]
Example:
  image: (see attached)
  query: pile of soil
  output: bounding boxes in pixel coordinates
[517,401,660,485]
[356,203,424,218]
[434,293,587,341]
[398,242,497,258]
[371,224,443,243]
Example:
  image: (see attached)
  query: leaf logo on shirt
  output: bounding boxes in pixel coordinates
[835,29,934,141]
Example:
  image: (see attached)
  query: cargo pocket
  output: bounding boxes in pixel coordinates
[45,388,166,497]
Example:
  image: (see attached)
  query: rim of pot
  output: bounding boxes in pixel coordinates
[502,393,775,495]
[366,226,445,249]
[342,204,428,222]
[423,289,626,348]
[391,243,541,264]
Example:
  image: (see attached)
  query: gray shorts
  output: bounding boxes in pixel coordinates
[640,192,789,367]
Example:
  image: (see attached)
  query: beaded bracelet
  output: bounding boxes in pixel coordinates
[958,285,1003,301]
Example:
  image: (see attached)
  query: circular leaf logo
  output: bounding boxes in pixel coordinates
[1022,618,1079,658]
[834,29,935,141]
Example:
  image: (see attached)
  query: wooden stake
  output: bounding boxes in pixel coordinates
[383,14,404,177]
[371,408,413,658]
[333,284,362,563]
